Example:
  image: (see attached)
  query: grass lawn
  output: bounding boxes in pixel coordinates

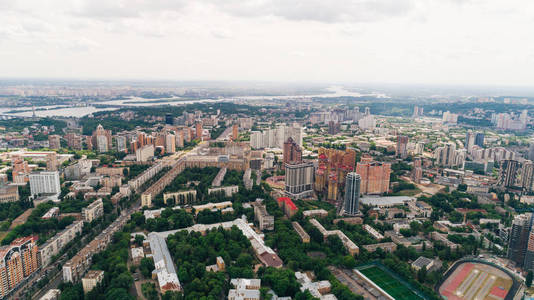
[359,265,423,300]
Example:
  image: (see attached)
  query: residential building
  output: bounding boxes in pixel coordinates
[165,134,176,154]
[498,160,520,188]
[136,144,154,162]
[252,200,274,231]
[48,135,61,150]
[0,236,40,298]
[228,278,261,300]
[283,137,302,167]
[508,213,532,268]
[0,185,19,203]
[82,199,104,222]
[355,155,391,195]
[292,222,310,243]
[82,270,104,294]
[208,185,239,197]
[116,136,127,152]
[39,221,83,267]
[277,197,298,217]
[39,289,61,300]
[29,171,60,197]
[90,124,112,152]
[65,133,82,150]
[285,162,314,199]
[396,135,408,158]
[344,172,360,215]
[148,233,182,292]
[363,242,397,253]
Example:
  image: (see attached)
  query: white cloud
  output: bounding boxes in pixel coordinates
[0,0,534,85]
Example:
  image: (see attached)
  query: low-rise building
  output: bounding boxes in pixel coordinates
[39,289,61,300]
[363,242,397,253]
[309,219,359,255]
[208,185,239,197]
[277,197,298,218]
[0,185,19,203]
[303,209,328,218]
[363,224,384,240]
[82,198,104,222]
[228,278,261,300]
[411,256,435,271]
[39,221,84,267]
[292,222,310,243]
[82,270,104,294]
[252,200,274,231]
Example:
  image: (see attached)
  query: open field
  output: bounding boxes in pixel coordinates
[439,262,514,300]
[358,265,424,300]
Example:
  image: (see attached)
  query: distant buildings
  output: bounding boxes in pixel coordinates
[250,123,302,149]
[48,135,61,150]
[396,135,408,158]
[116,136,127,152]
[355,155,391,195]
[493,111,527,130]
[344,172,360,215]
[434,143,465,167]
[29,171,61,197]
[0,236,40,298]
[442,111,458,124]
[411,158,423,184]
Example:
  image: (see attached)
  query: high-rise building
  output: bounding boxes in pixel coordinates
[116,136,127,153]
[165,113,174,125]
[529,143,534,161]
[176,130,184,148]
[165,134,176,154]
[508,213,532,267]
[498,160,520,188]
[29,171,61,196]
[136,145,154,162]
[283,137,302,168]
[411,158,423,184]
[195,122,203,140]
[465,131,476,152]
[396,135,409,158]
[434,143,457,167]
[65,133,82,150]
[475,132,485,148]
[522,161,534,192]
[413,106,423,118]
[328,121,340,135]
[355,155,391,195]
[344,173,361,215]
[0,236,40,298]
[12,156,30,184]
[90,124,112,152]
[48,135,61,150]
[250,131,262,149]
[285,162,314,199]
[46,153,59,171]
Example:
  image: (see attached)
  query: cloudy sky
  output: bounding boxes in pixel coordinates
[1,0,534,86]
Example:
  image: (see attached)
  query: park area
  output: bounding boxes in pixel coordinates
[357,264,424,300]
[439,262,514,300]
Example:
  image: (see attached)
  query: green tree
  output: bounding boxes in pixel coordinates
[527,271,533,287]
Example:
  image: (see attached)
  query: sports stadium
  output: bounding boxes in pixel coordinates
[355,263,427,300]
[438,260,522,300]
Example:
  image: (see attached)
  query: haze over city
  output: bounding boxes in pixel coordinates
[2,0,534,86]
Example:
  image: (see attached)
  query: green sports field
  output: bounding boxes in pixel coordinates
[359,265,424,300]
